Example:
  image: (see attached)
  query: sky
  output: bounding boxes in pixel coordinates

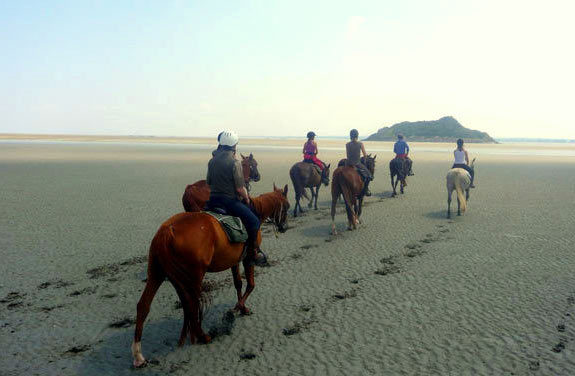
[1,0,574,139]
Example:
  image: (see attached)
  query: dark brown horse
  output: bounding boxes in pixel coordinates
[132,184,289,368]
[389,157,409,197]
[289,162,331,216]
[182,153,261,212]
[330,155,376,234]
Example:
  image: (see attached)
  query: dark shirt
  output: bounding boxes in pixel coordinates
[206,151,245,199]
[346,141,362,165]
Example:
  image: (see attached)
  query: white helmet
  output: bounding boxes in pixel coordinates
[218,130,239,147]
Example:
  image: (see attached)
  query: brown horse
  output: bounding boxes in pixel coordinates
[182,153,261,212]
[330,155,376,234]
[289,161,331,216]
[131,184,289,368]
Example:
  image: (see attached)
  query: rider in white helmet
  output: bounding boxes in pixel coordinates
[206,131,264,264]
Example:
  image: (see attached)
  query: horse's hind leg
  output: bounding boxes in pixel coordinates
[447,190,452,218]
[132,271,164,368]
[391,175,396,196]
[231,265,243,308]
[314,187,319,210]
[235,261,255,315]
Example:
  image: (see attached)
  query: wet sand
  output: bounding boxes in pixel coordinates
[1,140,575,375]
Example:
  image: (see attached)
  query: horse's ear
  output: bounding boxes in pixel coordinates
[283,184,288,197]
[327,163,331,168]
[273,182,277,191]
[373,154,377,160]
[241,153,246,159]
[249,153,253,159]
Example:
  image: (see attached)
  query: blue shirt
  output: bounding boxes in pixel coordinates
[394,140,409,155]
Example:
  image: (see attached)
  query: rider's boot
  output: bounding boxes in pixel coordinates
[363,179,372,197]
[244,234,267,266]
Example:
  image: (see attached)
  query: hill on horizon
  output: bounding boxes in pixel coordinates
[364,116,497,143]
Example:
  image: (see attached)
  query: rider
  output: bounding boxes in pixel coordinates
[346,129,373,196]
[205,130,264,264]
[452,138,475,188]
[394,134,414,176]
[302,131,325,171]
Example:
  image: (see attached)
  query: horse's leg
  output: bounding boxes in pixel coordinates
[231,264,242,306]
[314,186,319,210]
[447,189,452,218]
[293,192,300,217]
[457,195,461,216]
[132,273,164,368]
[331,193,338,235]
[391,174,396,196]
[357,196,364,225]
[466,188,470,201]
[186,270,210,344]
[401,180,404,194]
[235,260,255,315]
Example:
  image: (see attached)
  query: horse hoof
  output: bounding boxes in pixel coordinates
[199,334,212,344]
[133,359,148,369]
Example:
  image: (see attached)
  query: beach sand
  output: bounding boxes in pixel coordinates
[1,140,575,375]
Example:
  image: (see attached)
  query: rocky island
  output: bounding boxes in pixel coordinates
[364,116,497,143]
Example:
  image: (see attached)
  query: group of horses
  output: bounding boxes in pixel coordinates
[131,150,474,367]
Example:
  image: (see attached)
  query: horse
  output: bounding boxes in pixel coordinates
[131,184,290,368]
[330,155,376,234]
[289,161,331,216]
[389,157,409,197]
[446,158,475,218]
[182,153,261,212]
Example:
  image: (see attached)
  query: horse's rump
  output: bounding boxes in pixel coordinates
[182,180,210,212]
[389,158,407,179]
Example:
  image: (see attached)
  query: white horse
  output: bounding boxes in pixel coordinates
[446,158,475,218]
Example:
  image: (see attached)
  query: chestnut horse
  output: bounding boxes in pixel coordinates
[289,161,331,216]
[182,153,261,212]
[132,184,289,368]
[330,155,376,234]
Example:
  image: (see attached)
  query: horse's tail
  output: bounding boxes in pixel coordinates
[455,176,467,213]
[290,165,309,200]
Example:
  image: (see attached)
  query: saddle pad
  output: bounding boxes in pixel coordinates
[203,211,249,243]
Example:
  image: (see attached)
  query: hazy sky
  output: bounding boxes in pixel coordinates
[1,0,573,138]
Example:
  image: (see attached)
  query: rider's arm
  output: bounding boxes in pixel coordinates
[233,161,250,204]
[313,141,318,155]
[406,142,410,155]
[361,142,367,158]
[464,150,470,165]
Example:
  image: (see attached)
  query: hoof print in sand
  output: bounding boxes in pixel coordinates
[552,340,566,353]
[64,344,91,355]
[38,279,73,290]
[290,253,303,260]
[350,278,360,284]
[380,256,397,265]
[258,260,280,268]
[528,360,540,371]
[557,324,566,332]
[333,290,357,300]
[0,292,26,304]
[406,249,426,258]
[101,293,117,299]
[299,304,313,312]
[239,351,256,360]
[283,319,314,336]
[69,287,96,297]
[39,304,65,313]
[300,244,318,250]
[375,265,401,276]
[109,317,136,328]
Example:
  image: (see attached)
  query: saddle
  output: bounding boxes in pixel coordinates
[303,159,322,174]
[203,210,249,243]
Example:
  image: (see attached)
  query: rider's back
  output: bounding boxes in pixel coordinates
[346,141,361,166]
[207,151,242,199]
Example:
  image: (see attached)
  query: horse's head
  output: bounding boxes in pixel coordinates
[362,154,377,176]
[241,153,261,182]
[321,163,331,186]
[272,183,290,233]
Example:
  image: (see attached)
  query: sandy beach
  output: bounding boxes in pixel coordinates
[1,139,575,375]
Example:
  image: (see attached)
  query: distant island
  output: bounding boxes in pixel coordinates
[364,116,497,143]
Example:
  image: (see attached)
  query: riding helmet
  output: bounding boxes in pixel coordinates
[307,131,316,139]
[350,129,359,139]
[218,130,239,147]
[457,138,464,146]
[397,134,404,139]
